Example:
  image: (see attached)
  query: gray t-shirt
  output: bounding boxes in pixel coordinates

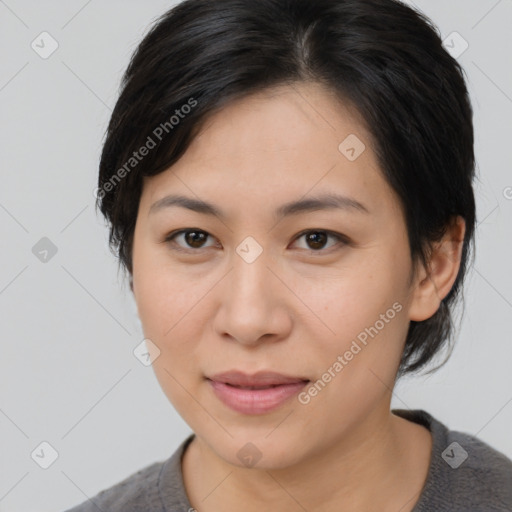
[64,409,512,511]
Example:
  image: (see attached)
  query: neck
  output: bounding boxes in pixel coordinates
[182,406,431,512]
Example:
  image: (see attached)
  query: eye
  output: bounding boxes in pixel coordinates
[164,229,217,252]
[292,229,348,253]
[164,228,348,254]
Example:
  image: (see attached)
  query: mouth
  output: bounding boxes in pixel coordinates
[222,384,289,390]
[206,370,310,415]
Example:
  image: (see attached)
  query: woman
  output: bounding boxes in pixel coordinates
[67,0,512,510]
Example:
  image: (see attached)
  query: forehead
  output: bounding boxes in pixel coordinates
[191,82,372,159]
[140,82,403,224]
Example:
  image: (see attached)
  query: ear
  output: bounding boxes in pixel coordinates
[409,216,466,322]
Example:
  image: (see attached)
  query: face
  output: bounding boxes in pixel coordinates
[131,82,420,469]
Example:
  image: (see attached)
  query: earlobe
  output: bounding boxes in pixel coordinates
[409,216,466,322]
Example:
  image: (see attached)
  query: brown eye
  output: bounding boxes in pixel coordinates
[165,229,216,251]
[164,228,348,254]
[293,230,348,253]
[305,231,328,250]
[183,230,208,248]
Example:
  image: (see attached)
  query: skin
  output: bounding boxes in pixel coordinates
[131,82,466,512]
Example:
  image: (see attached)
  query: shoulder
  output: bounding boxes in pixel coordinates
[62,434,196,512]
[442,428,512,508]
[396,409,512,512]
[63,460,165,512]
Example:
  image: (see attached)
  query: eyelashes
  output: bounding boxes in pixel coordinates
[164,228,349,255]
[164,229,216,252]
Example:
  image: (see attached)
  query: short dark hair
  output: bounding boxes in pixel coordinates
[97,0,476,376]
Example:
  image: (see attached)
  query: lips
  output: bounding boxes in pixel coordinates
[209,370,309,386]
[206,370,310,414]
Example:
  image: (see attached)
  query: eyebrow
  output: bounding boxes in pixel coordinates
[149,192,370,220]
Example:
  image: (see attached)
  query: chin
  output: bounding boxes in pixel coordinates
[202,428,313,471]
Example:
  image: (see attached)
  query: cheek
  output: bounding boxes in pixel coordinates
[298,258,409,387]
[133,261,211,418]
[297,277,408,428]
[304,264,402,335]
[133,246,202,338]
[132,257,221,400]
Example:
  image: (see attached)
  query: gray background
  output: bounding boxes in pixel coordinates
[0,1,511,510]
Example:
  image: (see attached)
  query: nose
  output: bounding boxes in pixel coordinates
[213,247,292,347]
